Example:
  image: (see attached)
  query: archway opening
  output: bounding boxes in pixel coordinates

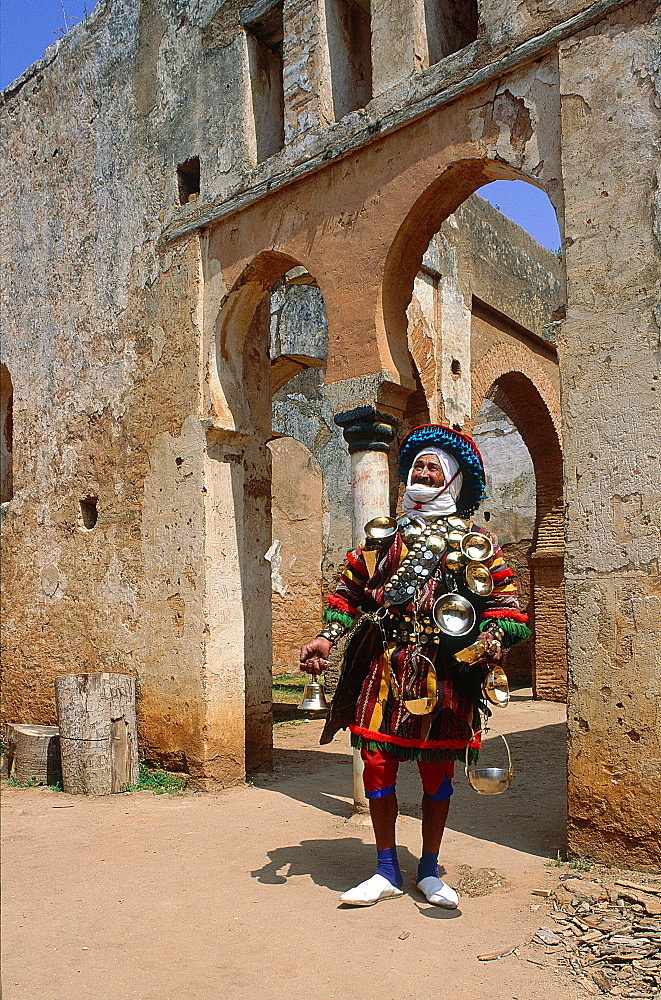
[386,163,566,702]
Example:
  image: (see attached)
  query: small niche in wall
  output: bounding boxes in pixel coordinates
[424,0,478,65]
[80,497,99,529]
[177,156,200,205]
[326,0,372,120]
[451,358,462,377]
[242,1,285,163]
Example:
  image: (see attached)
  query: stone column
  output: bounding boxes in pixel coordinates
[282,0,333,143]
[370,0,427,96]
[334,406,398,813]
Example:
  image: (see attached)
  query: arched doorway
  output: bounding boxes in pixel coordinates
[385,167,566,700]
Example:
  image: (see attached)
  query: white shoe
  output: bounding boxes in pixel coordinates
[340,873,404,906]
[417,876,459,908]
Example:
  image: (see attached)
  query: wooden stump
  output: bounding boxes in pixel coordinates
[54,672,139,794]
[5,724,62,785]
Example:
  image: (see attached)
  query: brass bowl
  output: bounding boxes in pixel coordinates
[465,733,513,795]
[465,561,494,596]
[460,532,494,563]
[466,766,513,795]
[433,593,476,636]
[425,534,446,554]
[364,516,398,541]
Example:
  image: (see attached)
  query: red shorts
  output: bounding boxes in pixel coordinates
[361,746,455,802]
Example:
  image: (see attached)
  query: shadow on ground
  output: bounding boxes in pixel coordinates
[252,715,567,859]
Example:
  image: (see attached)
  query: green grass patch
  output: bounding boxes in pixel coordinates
[124,764,188,794]
[272,672,308,704]
[7,773,63,790]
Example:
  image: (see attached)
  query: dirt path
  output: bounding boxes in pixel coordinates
[2,691,585,1000]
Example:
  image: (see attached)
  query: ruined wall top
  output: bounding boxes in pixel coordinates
[1,0,632,242]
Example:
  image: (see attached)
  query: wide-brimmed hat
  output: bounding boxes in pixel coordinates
[398,424,486,515]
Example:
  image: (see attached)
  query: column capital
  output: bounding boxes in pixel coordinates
[334,406,398,454]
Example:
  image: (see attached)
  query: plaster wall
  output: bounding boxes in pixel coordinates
[557,8,661,867]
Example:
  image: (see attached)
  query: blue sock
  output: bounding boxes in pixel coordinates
[377,847,403,889]
[417,850,439,882]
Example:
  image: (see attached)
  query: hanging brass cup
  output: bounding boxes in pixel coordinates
[446,529,465,549]
[460,532,494,562]
[465,561,494,596]
[447,515,471,532]
[444,550,465,573]
[483,665,510,708]
[465,732,513,794]
[433,593,476,636]
[364,516,398,544]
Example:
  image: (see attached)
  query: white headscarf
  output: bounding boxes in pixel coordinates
[402,447,463,519]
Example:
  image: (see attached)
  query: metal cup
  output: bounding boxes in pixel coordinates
[460,532,494,562]
[364,516,398,543]
[465,561,494,596]
[465,732,513,795]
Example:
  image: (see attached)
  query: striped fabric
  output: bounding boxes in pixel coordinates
[322,525,528,762]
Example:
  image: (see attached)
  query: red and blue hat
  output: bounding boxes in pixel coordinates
[398,424,486,515]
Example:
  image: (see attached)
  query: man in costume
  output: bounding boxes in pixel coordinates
[300,424,530,907]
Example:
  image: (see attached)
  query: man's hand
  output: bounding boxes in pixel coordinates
[481,632,503,666]
[299,637,332,676]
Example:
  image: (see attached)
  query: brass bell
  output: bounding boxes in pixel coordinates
[460,532,494,563]
[298,676,330,715]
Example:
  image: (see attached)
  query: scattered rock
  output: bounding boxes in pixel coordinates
[453,864,510,897]
[562,878,609,902]
[535,927,562,945]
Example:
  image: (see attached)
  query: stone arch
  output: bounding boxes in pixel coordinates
[470,344,566,701]
[379,157,564,371]
[207,250,319,433]
[1,363,13,504]
[267,436,324,674]
[204,249,334,772]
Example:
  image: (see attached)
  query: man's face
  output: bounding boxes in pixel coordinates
[411,454,445,488]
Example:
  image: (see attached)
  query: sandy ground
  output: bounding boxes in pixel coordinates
[1,690,585,1000]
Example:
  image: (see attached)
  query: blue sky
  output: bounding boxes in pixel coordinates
[1,3,561,252]
[477,180,561,251]
[0,1,95,89]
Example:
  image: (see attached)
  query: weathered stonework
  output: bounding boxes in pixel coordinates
[2,0,659,864]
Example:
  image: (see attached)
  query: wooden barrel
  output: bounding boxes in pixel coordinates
[54,672,139,794]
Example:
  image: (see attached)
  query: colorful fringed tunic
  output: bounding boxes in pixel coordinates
[319,519,530,764]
